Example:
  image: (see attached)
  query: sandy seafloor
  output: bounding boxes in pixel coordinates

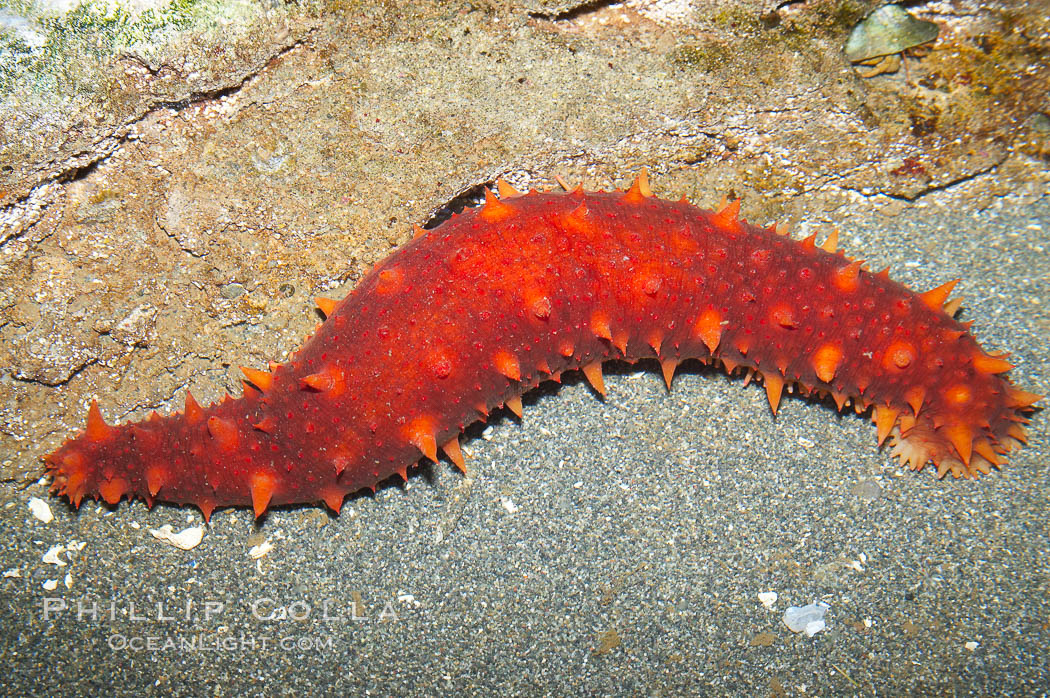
[1,194,1048,696]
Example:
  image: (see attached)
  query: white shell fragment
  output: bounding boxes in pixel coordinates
[783,601,830,636]
[42,545,69,567]
[845,5,939,62]
[28,497,54,523]
[758,591,779,609]
[149,524,205,550]
[248,540,274,559]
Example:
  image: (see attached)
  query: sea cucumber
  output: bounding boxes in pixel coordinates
[45,172,1041,520]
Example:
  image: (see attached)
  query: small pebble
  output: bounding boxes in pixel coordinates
[852,479,883,501]
[220,282,246,299]
[149,524,205,550]
[1028,113,1050,133]
[28,497,53,523]
[783,601,830,636]
[248,540,274,559]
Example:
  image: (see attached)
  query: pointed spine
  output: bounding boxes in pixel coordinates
[241,366,273,392]
[442,437,467,473]
[315,297,338,316]
[582,362,606,397]
[920,279,959,311]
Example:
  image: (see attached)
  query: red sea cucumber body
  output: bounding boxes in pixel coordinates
[46,175,1040,519]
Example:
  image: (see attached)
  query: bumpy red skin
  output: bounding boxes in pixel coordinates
[46,183,1036,517]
